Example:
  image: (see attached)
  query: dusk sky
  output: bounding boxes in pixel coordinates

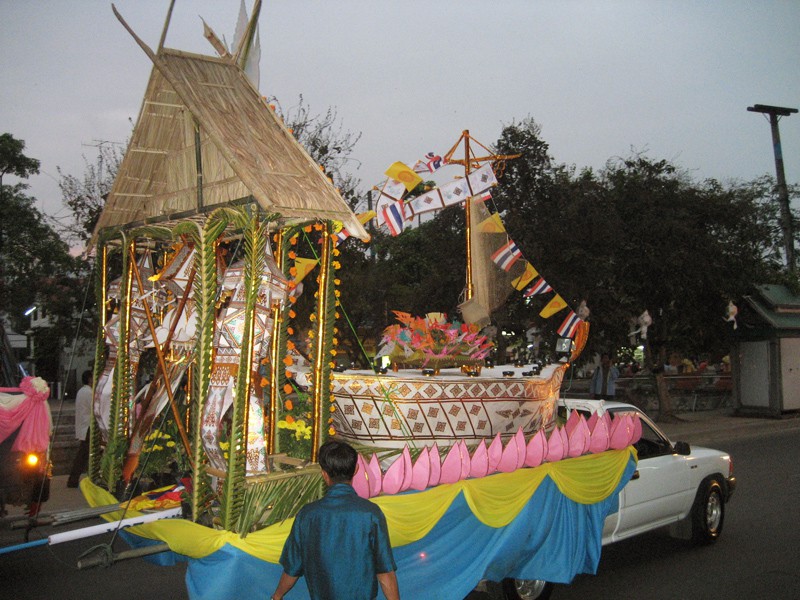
[2,0,798,229]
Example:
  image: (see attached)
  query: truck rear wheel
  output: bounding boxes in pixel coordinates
[501,578,553,600]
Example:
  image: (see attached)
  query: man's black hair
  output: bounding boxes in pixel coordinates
[318,440,358,483]
[81,370,92,386]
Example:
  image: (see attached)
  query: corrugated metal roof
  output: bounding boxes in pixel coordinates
[743,284,800,331]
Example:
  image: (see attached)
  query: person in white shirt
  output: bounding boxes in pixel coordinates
[67,370,92,488]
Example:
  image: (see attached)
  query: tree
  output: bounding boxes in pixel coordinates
[268,95,362,210]
[0,133,40,188]
[0,135,89,382]
[491,118,794,418]
[57,140,123,244]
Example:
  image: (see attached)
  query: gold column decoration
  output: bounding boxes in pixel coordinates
[267,229,285,456]
[310,223,334,463]
[463,131,473,300]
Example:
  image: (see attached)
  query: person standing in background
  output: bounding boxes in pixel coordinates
[589,353,619,401]
[67,370,92,488]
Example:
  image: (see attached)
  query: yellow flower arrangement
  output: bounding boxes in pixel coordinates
[278,418,312,441]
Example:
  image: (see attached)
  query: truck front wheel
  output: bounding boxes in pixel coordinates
[501,578,553,600]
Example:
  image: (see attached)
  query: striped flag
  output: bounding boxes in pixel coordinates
[375,178,407,226]
[491,240,523,272]
[523,277,552,297]
[336,211,376,244]
[557,310,582,338]
[382,200,407,236]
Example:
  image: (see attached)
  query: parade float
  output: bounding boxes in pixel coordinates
[12,2,640,598]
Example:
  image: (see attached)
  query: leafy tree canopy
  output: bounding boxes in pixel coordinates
[0,133,40,187]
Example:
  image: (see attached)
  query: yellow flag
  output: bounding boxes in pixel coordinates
[293,257,319,283]
[539,294,568,318]
[511,262,538,290]
[385,161,423,192]
[477,213,506,233]
[357,210,377,224]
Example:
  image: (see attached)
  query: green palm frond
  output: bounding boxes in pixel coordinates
[105,235,132,491]
[188,214,229,521]
[222,214,269,529]
[237,466,325,535]
[89,247,108,483]
[128,225,174,242]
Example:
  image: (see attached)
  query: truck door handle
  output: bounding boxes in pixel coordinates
[631,470,640,480]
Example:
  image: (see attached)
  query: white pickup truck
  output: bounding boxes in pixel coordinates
[502,399,737,600]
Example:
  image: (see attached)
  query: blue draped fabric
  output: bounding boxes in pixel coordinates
[183,457,635,599]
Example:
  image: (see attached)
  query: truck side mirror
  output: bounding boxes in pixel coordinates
[674,441,691,456]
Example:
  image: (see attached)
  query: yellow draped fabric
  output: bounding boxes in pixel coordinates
[81,447,635,565]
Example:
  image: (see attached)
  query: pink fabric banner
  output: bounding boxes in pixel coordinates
[0,377,52,453]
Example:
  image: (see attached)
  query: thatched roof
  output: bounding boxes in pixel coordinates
[89,13,367,248]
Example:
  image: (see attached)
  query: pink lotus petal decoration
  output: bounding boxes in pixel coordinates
[428,443,441,487]
[470,440,489,479]
[560,426,570,457]
[609,414,633,450]
[588,414,610,454]
[631,413,642,444]
[565,409,581,437]
[487,433,503,475]
[586,411,599,433]
[567,415,590,458]
[459,440,471,481]
[545,426,565,462]
[513,428,527,470]
[367,454,382,497]
[623,414,636,446]
[439,443,462,484]
[601,411,613,434]
[525,429,546,468]
[381,453,405,495]
[411,447,431,491]
[498,434,519,473]
[352,454,370,499]
[400,446,414,492]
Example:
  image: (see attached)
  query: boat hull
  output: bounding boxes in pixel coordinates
[332,364,566,449]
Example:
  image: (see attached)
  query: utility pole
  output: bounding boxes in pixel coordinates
[747,103,798,274]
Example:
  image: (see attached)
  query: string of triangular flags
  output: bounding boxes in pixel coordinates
[335,154,496,240]
[331,153,584,339]
[376,161,497,235]
[483,216,584,340]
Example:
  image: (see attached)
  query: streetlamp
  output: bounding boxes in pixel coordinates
[747,103,798,274]
[23,306,36,376]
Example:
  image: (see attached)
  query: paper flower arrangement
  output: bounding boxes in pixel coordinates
[376,311,493,370]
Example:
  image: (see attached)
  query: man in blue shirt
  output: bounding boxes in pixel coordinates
[271,441,400,600]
